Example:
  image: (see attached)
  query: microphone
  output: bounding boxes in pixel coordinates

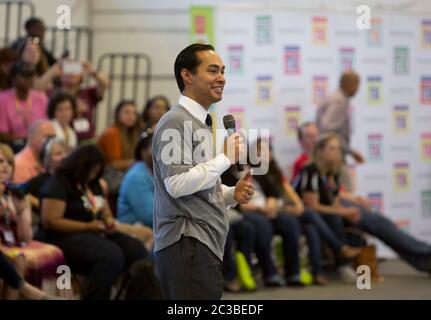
[223,114,244,172]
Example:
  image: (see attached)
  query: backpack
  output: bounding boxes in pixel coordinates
[114,259,163,300]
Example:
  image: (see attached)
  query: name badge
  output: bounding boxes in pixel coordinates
[2,230,16,245]
[73,118,90,133]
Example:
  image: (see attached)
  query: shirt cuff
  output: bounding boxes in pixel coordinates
[213,153,232,175]
[222,185,237,208]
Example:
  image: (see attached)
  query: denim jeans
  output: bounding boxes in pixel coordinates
[245,212,302,280]
[222,218,256,281]
[341,199,431,272]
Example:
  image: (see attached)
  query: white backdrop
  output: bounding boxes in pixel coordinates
[212,6,431,257]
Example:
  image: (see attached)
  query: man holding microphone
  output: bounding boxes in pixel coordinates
[152,43,255,299]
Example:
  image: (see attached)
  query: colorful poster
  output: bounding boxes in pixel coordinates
[190,6,214,45]
[394,47,409,75]
[284,46,301,75]
[421,20,431,48]
[368,134,383,162]
[393,162,410,192]
[227,107,246,130]
[393,105,410,134]
[367,76,383,105]
[420,133,431,162]
[312,75,328,105]
[339,47,355,72]
[420,77,431,104]
[367,18,383,46]
[284,106,301,137]
[256,75,273,105]
[422,190,431,218]
[227,45,244,75]
[256,15,272,45]
[312,16,328,46]
[367,192,384,214]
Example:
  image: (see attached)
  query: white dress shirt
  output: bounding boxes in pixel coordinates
[164,95,237,208]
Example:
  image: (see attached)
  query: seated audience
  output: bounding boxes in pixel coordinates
[40,145,149,300]
[13,120,55,183]
[0,48,18,91]
[0,143,69,299]
[250,138,360,285]
[141,95,171,131]
[47,90,78,149]
[0,62,48,152]
[295,133,431,275]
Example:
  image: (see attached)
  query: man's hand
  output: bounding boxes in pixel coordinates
[234,170,254,204]
[341,207,361,224]
[224,133,246,165]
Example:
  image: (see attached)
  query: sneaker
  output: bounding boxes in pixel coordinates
[337,265,357,284]
[264,274,286,287]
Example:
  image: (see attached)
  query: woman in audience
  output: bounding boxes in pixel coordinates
[0,143,68,299]
[98,100,141,194]
[55,60,109,143]
[117,131,154,227]
[19,36,61,92]
[141,95,170,131]
[47,90,78,149]
[296,133,431,275]
[0,48,18,91]
[0,62,48,152]
[40,145,148,300]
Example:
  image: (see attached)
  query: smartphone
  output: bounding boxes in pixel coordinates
[62,61,82,75]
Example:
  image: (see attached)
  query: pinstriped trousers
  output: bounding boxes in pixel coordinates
[154,236,223,300]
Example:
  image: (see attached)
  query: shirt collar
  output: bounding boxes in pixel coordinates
[178,95,208,125]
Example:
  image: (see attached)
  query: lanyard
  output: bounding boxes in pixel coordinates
[14,94,33,133]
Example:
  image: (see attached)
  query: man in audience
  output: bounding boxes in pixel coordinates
[0,62,48,152]
[316,70,364,191]
[13,120,55,183]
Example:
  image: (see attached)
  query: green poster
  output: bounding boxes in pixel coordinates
[190,6,214,45]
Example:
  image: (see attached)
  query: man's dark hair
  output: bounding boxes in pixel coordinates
[174,43,215,92]
[25,17,44,31]
[47,89,77,119]
[57,144,105,187]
